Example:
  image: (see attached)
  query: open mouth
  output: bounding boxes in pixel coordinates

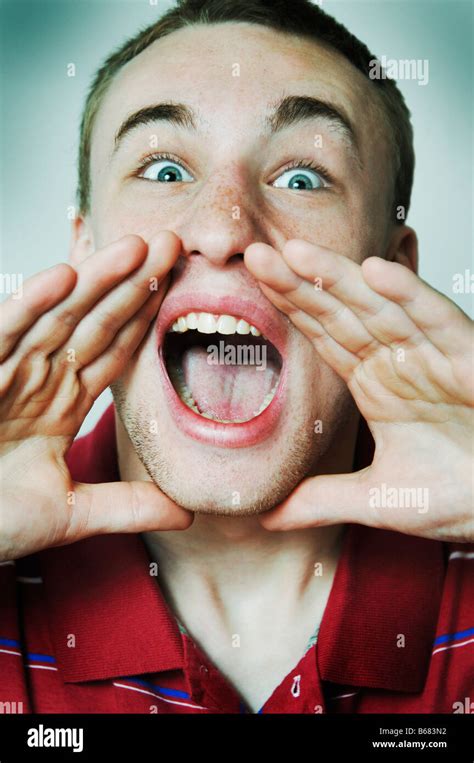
[163,311,283,424]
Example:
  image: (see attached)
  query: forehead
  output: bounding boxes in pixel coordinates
[92,22,385,150]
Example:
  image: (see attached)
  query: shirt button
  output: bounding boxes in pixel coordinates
[199,664,209,674]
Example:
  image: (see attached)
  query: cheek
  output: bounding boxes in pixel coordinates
[288,334,330,399]
[295,339,349,412]
[271,180,381,264]
[270,197,353,255]
[91,181,171,247]
[111,334,158,400]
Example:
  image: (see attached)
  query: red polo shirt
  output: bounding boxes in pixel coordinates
[1,404,473,714]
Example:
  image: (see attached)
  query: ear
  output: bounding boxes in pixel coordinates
[385,224,419,275]
[69,215,95,266]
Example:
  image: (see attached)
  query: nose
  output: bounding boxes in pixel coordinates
[175,165,267,268]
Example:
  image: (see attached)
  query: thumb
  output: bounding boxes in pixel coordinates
[67,479,194,541]
[258,469,374,531]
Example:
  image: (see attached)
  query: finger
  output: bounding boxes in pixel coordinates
[280,240,466,360]
[0,264,77,362]
[245,242,369,368]
[257,469,461,541]
[63,230,181,368]
[257,470,378,531]
[19,235,149,359]
[362,257,473,356]
[256,241,467,401]
[80,278,168,398]
[245,242,389,356]
[69,480,194,540]
[258,282,359,379]
[279,240,423,351]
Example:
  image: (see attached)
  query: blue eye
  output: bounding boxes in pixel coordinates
[273,166,327,191]
[136,154,330,190]
[140,156,194,183]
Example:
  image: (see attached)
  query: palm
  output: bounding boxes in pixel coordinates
[244,238,474,542]
[0,232,193,562]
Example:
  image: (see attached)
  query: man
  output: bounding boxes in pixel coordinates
[0,0,472,715]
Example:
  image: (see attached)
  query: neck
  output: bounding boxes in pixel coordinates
[115,410,361,619]
[141,517,348,659]
[143,515,346,602]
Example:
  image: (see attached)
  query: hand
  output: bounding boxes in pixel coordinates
[244,239,474,542]
[0,231,193,562]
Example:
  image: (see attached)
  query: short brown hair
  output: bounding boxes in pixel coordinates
[77,0,414,223]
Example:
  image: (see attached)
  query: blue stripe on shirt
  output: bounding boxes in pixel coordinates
[0,636,55,663]
[434,626,474,645]
[0,636,20,648]
[119,675,190,699]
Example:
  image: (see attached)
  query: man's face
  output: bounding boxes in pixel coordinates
[83,22,393,514]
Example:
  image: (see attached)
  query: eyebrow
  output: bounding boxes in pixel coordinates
[113,102,198,153]
[113,94,360,162]
[266,95,359,157]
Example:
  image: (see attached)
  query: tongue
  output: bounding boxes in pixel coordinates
[181,345,279,421]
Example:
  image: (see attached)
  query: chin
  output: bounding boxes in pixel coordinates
[138,424,320,516]
[111,367,352,517]
[111,292,355,514]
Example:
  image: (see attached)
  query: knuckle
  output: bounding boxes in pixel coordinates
[104,341,128,366]
[322,303,347,324]
[356,337,379,359]
[94,308,119,338]
[129,483,143,527]
[56,308,80,329]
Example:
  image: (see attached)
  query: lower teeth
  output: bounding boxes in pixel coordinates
[168,363,279,423]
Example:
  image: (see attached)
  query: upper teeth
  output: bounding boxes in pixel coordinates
[169,312,262,336]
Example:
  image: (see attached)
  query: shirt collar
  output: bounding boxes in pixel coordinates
[39,404,445,691]
[317,523,445,692]
[39,405,184,682]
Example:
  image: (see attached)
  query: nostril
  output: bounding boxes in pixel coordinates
[184,251,244,263]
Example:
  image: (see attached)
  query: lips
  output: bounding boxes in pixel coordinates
[156,293,288,448]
